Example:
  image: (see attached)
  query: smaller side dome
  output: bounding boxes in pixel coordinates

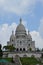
[10,30,15,42]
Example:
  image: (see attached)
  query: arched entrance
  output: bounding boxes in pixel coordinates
[16,48,19,51]
[23,48,25,51]
[20,48,22,51]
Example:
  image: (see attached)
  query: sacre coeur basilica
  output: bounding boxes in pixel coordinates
[7,18,35,52]
[1,19,43,65]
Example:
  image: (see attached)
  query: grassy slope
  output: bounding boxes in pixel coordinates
[20,57,42,65]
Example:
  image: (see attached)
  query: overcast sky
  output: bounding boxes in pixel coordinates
[0,0,43,49]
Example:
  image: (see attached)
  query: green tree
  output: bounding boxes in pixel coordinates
[36,48,40,52]
[0,44,3,58]
[8,45,15,52]
[0,44,1,49]
[3,45,15,52]
[3,46,9,50]
[42,48,43,51]
[29,47,32,51]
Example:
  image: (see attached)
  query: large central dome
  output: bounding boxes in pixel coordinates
[15,18,26,36]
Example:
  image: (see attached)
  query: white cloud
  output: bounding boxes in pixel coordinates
[30,17,43,49]
[0,0,43,15]
[0,22,17,46]
[30,31,43,49]
[0,0,36,15]
[38,18,43,38]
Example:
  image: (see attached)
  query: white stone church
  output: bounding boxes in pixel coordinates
[7,18,35,51]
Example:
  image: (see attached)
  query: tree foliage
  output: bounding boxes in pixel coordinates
[0,44,3,58]
[3,45,16,52]
[29,47,32,51]
[36,48,40,52]
[42,48,43,51]
[0,44,1,49]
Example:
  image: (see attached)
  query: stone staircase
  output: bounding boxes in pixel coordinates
[13,55,22,65]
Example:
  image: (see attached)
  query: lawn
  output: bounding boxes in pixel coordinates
[20,57,42,65]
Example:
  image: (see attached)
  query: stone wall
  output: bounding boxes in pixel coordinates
[7,52,41,58]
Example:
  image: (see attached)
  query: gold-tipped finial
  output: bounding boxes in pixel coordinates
[20,18,22,24]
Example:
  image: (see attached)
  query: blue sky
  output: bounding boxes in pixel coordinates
[0,0,43,31]
[0,0,43,49]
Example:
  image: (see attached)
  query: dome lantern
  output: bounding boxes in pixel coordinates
[20,18,22,24]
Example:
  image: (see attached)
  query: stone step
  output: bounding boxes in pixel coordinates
[13,57,22,65]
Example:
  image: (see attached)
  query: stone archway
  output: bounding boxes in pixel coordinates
[16,48,19,51]
[20,48,22,51]
[23,48,25,51]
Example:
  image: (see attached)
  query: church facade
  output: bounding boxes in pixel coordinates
[7,19,35,51]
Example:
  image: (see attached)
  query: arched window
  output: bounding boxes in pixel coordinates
[12,39,14,42]
[20,41,22,45]
[28,44,30,46]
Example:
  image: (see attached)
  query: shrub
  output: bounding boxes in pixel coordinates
[0,44,3,58]
[31,55,35,58]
